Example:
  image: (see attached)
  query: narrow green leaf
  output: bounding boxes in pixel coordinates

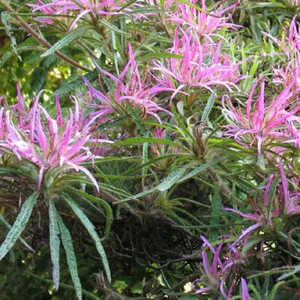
[0,192,39,260]
[277,264,300,281]
[201,94,215,122]
[178,159,221,183]
[98,19,128,35]
[66,187,113,241]
[63,195,111,283]
[249,55,259,77]
[57,214,82,300]
[209,189,221,241]
[114,137,183,148]
[0,214,34,252]
[1,12,21,61]
[49,200,61,290]
[157,168,186,192]
[41,26,89,57]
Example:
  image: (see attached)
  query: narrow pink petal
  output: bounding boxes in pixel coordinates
[68,162,99,192]
[38,166,45,190]
[55,96,63,127]
[68,9,90,31]
[202,250,212,276]
[246,80,259,120]
[36,107,48,154]
[255,80,265,127]
[241,278,250,300]
[279,161,289,212]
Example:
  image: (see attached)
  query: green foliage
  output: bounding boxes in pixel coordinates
[0,0,299,298]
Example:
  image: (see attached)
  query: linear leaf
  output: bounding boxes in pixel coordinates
[1,12,21,61]
[114,137,183,148]
[157,168,186,192]
[0,192,39,260]
[41,26,89,57]
[98,19,128,35]
[178,159,221,183]
[0,214,34,252]
[63,194,111,283]
[57,214,82,300]
[201,94,215,122]
[49,200,61,290]
[209,189,221,241]
[66,187,113,241]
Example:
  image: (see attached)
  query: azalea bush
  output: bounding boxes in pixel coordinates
[0,0,300,299]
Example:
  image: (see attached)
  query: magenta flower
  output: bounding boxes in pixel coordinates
[273,59,300,91]
[241,278,250,300]
[29,0,130,30]
[288,0,300,6]
[0,89,112,191]
[152,28,240,100]
[269,16,300,91]
[279,161,300,215]
[194,236,243,299]
[168,0,240,39]
[224,172,285,251]
[84,44,172,123]
[222,79,300,154]
[263,16,300,56]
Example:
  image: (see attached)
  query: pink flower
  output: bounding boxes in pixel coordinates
[29,0,131,30]
[273,59,300,91]
[222,79,300,154]
[279,161,300,215]
[0,88,112,191]
[269,16,300,91]
[83,44,172,123]
[288,0,300,6]
[152,28,240,100]
[194,236,243,299]
[168,0,240,39]
[193,235,251,299]
[263,16,300,56]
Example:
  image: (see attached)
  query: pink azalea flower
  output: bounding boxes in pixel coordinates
[0,89,112,191]
[152,27,241,100]
[222,79,300,154]
[83,44,172,123]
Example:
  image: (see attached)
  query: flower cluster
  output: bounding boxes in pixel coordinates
[194,236,249,299]
[222,78,300,154]
[168,0,240,38]
[29,0,130,30]
[83,44,172,123]
[153,28,240,101]
[0,86,112,191]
